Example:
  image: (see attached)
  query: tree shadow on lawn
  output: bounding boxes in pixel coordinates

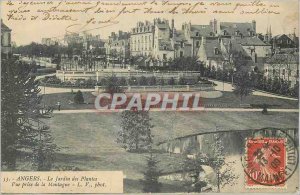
[55,152,103,162]
[42,92,96,110]
[126,148,166,154]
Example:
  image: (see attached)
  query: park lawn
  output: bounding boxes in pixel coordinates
[41,92,96,110]
[201,91,298,109]
[41,91,298,111]
[40,111,298,192]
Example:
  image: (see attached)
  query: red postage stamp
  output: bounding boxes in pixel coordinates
[245,138,286,187]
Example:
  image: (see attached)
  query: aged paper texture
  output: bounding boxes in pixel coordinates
[1,0,299,193]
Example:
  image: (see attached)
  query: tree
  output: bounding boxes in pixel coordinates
[178,77,187,85]
[104,74,124,94]
[140,153,162,193]
[117,77,127,86]
[233,70,253,103]
[181,151,208,192]
[210,66,216,79]
[139,76,148,86]
[272,76,281,93]
[148,76,156,86]
[1,59,58,170]
[168,77,176,86]
[74,90,84,104]
[128,76,138,86]
[291,82,299,97]
[210,133,238,192]
[117,110,153,151]
[158,78,165,86]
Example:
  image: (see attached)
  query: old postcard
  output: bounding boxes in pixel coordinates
[1,0,299,193]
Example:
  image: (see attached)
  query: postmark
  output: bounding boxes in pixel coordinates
[241,129,298,187]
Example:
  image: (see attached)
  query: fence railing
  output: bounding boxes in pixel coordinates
[56,70,202,81]
[95,84,214,93]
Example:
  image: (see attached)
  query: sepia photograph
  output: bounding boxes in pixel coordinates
[1,0,299,193]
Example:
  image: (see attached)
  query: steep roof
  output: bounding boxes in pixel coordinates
[235,37,270,46]
[220,22,254,37]
[156,23,169,29]
[190,25,214,37]
[203,38,223,60]
[1,21,11,32]
[173,30,188,42]
[266,53,299,64]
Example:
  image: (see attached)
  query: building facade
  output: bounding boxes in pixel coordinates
[1,20,12,59]
[130,21,154,57]
[105,31,130,64]
[264,53,299,88]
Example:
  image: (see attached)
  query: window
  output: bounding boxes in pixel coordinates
[164,46,167,50]
[180,51,183,57]
[265,69,268,73]
[180,42,184,48]
[214,47,219,55]
[196,32,199,37]
[196,41,200,48]
[163,54,167,59]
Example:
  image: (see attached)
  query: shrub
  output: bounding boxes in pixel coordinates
[139,76,148,86]
[128,76,138,85]
[99,78,107,86]
[118,77,127,86]
[74,90,84,104]
[178,77,187,85]
[168,77,175,85]
[262,104,268,114]
[148,76,156,86]
[157,78,165,86]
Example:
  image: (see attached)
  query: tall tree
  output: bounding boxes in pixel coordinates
[210,133,238,192]
[1,59,58,170]
[233,70,253,103]
[140,153,162,193]
[181,151,208,192]
[117,110,153,151]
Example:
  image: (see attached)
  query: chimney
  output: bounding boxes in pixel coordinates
[171,19,175,38]
[252,20,256,33]
[201,36,206,46]
[213,18,218,33]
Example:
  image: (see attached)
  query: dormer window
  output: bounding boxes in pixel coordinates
[196,32,199,37]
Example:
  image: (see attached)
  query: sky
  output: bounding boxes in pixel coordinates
[1,0,299,46]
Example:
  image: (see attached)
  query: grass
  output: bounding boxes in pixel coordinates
[30,111,298,192]
[201,91,298,109]
[41,90,298,110]
[41,92,96,110]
